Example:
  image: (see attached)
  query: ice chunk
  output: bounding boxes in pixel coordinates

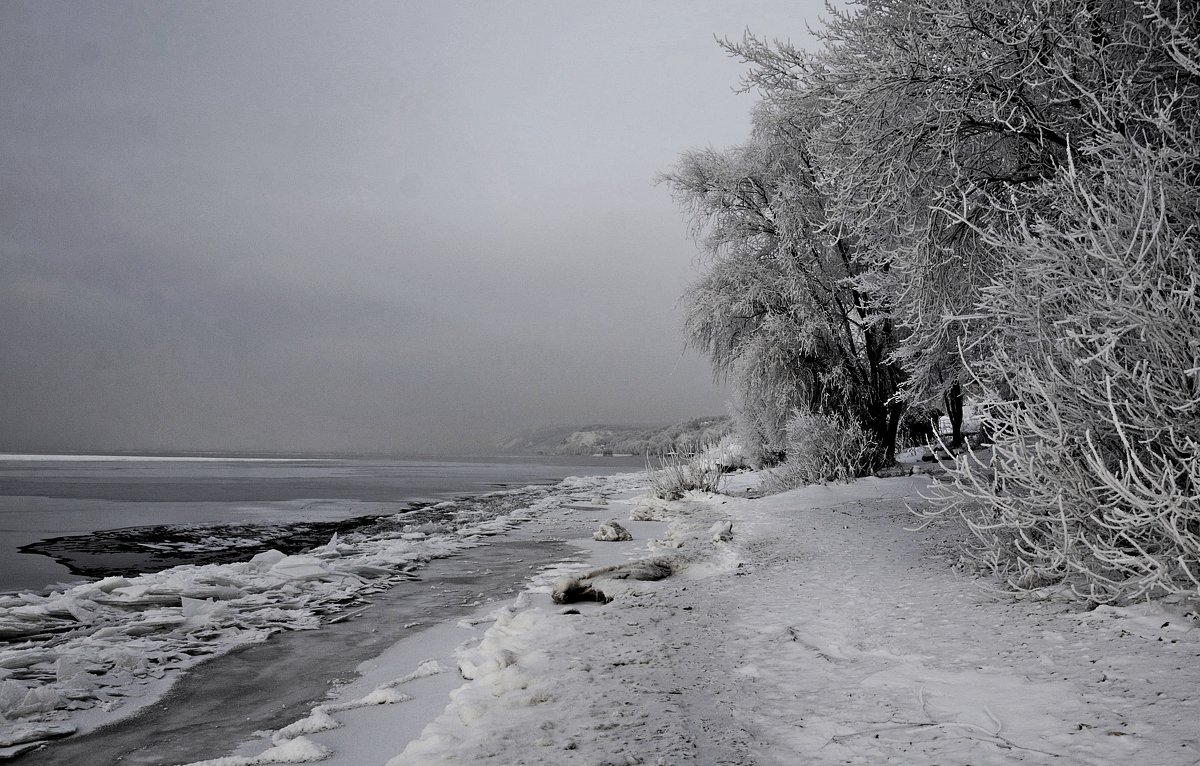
[0,721,76,747]
[248,549,287,571]
[54,656,91,683]
[269,555,334,581]
[0,680,29,713]
[383,658,446,688]
[180,597,231,632]
[14,686,64,716]
[310,533,343,558]
[337,687,411,708]
[271,707,340,743]
[593,521,632,542]
[90,577,133,593]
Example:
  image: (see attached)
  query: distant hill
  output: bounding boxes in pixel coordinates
[498,417,731,456]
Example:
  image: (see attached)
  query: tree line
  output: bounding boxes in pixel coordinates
[663,0,1199,603]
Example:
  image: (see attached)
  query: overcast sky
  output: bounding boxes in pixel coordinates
[1,1,823,455]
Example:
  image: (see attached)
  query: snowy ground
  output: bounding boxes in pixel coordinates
[156,470,1200,766]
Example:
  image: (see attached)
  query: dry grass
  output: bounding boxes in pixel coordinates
[646,450,725,500]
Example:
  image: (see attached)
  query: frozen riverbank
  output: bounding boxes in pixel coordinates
[181,471,1199,765]
[12,538,576,766]
[0,471,644,760]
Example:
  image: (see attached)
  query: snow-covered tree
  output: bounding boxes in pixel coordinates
[797,0,1124,447]
[663,102,905,467]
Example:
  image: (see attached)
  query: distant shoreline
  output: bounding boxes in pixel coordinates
[0,451,648,465]
[0,453,306,462]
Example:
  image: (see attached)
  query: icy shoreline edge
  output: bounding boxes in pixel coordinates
[0,472,638,759]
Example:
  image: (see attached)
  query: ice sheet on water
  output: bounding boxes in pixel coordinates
[0,476,612,747]
[18,506,412,579]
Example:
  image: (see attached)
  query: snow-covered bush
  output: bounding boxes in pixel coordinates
[731,386,789,468]
[647,451,724,501]
[764,412,878,492]
[926,124,1200,603]
[708,434,750,471]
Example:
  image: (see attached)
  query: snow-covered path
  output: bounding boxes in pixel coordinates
[691,477,1198,764]
[381,475,1199,765]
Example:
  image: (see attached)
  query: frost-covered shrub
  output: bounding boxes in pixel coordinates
[707,434,749,471]
[764,412,877,492]
[728,375,793,468]
[925,130,1200,603]
[647,451,724,501]
[896,406,939,449]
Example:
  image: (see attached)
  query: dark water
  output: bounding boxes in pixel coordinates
[19,511,405,579]
[0,454,640,593]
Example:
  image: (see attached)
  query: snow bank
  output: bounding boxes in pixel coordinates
[185,736,331,766]
[386,606,559,765]
[381,487,736,765]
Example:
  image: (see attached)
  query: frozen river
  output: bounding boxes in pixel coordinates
[0,453,640,593]
[0,453,641,761]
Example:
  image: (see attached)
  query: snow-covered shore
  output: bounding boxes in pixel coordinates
[9,469,1199,764]
[174,471,1199,765]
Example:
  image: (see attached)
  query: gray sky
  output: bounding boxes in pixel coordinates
[1,1,822,455]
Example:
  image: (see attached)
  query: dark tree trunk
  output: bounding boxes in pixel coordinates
[864,398,904,468]
[943,382,964,450]
[884,401,903,465]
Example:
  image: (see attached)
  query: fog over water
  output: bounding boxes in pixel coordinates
[1,1,822,455]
